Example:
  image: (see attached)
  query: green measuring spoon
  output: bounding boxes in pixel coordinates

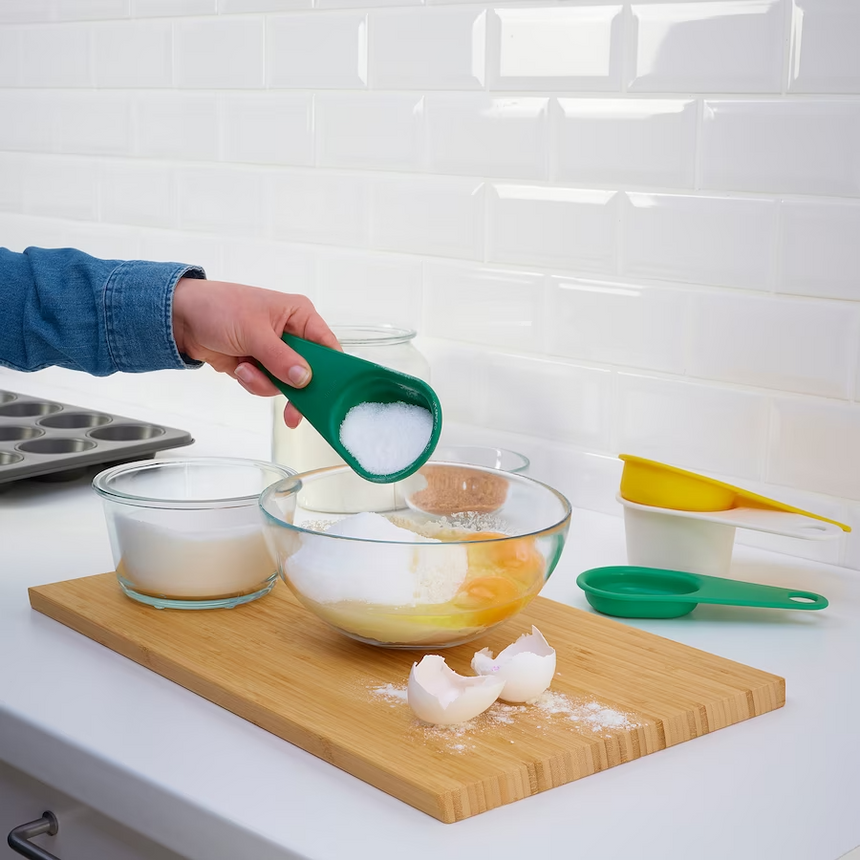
[261,333,443,484]
[576,565,828,619]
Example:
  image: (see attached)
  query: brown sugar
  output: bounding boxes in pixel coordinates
[410,465,509,515]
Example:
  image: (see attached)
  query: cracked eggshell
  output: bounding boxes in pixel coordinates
[407,655,505,726]
[470,625,556,703]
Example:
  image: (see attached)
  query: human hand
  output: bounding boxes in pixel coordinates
[172,278,340,429]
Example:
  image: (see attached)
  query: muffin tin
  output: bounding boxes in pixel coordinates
[0,390,194,485]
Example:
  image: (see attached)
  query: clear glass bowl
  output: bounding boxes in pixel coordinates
[430,445,530,474]
[259,462,571,648]
[93,457,295,610]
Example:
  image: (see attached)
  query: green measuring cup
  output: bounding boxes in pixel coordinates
[576,565,828,619]
[261,333,443,484]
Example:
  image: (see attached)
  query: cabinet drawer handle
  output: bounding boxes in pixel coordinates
[7,811,61,860]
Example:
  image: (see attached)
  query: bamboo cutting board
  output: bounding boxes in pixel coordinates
[29,574,785,823]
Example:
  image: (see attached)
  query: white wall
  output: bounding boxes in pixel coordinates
[0,0,859,568]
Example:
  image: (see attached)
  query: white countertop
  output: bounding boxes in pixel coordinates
[1,378,859,860]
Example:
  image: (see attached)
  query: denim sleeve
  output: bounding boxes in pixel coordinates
[0,246,206,376]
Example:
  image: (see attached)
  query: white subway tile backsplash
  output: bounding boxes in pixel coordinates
[177,166,265,236]
[0,1,52,24]
[54,0,130,20]
[20,25,92,88]
[0,92,56,152]
[135,93,219,161]
[56,93,132,155]
[688,292,857,398]
[547,278,689,374]
[630,0,785,93]
[488,185,618,272]
[371,175,484,259]
[270,172,369,247]
[20,156,99,222]
[0,28,21,87]
[93,20,171,87]
[268,13,367,89]
[424,262,544,351]
[60,221,140,261]
[789,0,860,94]
[220,0,310,11]
[554,98,696,188]
[315,93,423,171]
[487,5,622,92]
[616,373,769,479]
[174,17,264,89]
[701,100,860,195]
[100,161,173,228]
[426,95,549,180]
[623,192,776,290]
[221,238,317,297]
[138,228,223,278]
[132,0,216,14]
[371,8,485,90]
[221,93,312,166]
[0,154,23,213]
[769,398,860,501]
[484,352,612,448]
[317,0,418,7]
[0,213,68,252]
[316,249,422,328]
[418,339,490,425]
[779,200,860,301]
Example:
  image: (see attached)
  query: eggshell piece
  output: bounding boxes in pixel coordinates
[470,625,556,703]
[407,655,505,726]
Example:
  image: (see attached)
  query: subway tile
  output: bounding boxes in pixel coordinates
[316,250,423,329]
[488,5,622,91]
[317,0,419,7]
[371,175,484,260]
[0,154,23,213]
[701,100,860,195]
[315,93,423,171]
[426,95,549,180]
[135,93,219,161]
[488,185,618,272]
[56,93,132,155]
[270,172,369,247]
[100,161,174,229]
[132,0,216,14]
[174,17,264,89]
[789,0,860,93]
[138,229,224,279]
[0,28,21,86]
[60,222,140,261]
[845,503,860,570]
[616,373,769,479]
[53,0,130,21]
[0,92,56,152]
[177,166,266,237]
[268,12,367,89]
[371,8,485,90]
[0,213,68,251]
[424,262,544,351]
[623,192,776,290]
[93,20,171,87]
[21,156,99,222]
[630,0,784,93]
[20,24,92,87]
[0,1,53,23]
[221,238,317,298]
[779,200,860,301]
[554,98,696,188]
[419,339,490,425]
[484,352,612,448]
[221,93,312,166]
[769,398,860,501]
[220,0,310,11]
[547,277,689,374]
[688,292,857,398]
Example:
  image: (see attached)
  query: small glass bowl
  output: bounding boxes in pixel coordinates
[93,457,295,610]
[430,445,530,474]
[259,462,571,648]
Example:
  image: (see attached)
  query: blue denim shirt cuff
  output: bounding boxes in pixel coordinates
[104,262,206,373]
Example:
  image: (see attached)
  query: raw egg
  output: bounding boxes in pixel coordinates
[471,625,556,703]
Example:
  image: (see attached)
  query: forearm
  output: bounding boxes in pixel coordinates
[0,247,205,376]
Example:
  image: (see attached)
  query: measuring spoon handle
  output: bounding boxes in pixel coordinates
[693,575,828,610]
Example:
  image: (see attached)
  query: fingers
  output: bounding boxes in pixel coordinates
[234,361,280,397]
[284,401,303,429]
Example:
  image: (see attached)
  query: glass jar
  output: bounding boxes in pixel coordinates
[271,325,431,511]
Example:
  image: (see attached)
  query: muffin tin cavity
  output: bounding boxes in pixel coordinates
[40,412,112,429]
[0,391,193,485]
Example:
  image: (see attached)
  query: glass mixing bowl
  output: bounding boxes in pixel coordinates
[430,445,530,474]
[259,462,571,648]
[93,457,295,610]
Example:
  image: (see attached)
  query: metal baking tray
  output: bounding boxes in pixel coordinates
[0,389,194,485]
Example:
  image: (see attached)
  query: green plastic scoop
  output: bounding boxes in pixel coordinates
[261,333,443,484]
[576,565,828,619]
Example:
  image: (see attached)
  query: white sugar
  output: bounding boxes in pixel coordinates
[340,401,433,476]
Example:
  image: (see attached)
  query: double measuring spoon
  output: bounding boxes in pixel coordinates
[576,565,828,619]
[261,334,443,484]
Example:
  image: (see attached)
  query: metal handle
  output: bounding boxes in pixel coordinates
[7,811,61,860]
